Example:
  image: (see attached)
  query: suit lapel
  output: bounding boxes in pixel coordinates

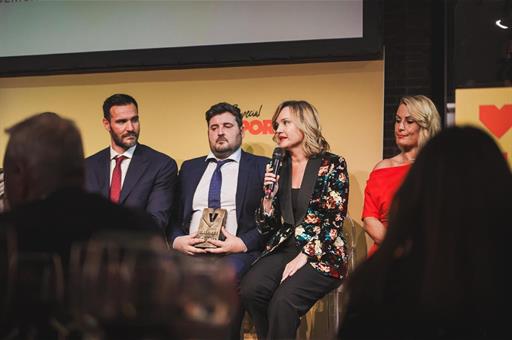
[120,145,149,204]
[235,151,249,223]
[295,154,323,224]
[278,157,294,225]
[97,148,110,198]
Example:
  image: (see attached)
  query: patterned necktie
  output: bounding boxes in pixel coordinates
[110,155,127,204]
[208,159,233,209]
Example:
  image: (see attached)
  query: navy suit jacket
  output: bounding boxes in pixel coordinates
[85,144,178,231]
[171,150,268,252]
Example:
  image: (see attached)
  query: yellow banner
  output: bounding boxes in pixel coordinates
[456,87,512,167]
[0,61,383,238]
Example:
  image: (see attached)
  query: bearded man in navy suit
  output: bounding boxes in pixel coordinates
[171,102,268,340]
[85,94,177,233]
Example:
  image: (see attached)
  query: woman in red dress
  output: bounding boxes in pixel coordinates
[362,95,441,256]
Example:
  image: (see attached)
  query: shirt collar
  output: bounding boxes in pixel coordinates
[205,147,242,163]
[110,144,137,160]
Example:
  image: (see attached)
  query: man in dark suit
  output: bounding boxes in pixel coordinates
[171,102,268,340]
[85,94,177,232]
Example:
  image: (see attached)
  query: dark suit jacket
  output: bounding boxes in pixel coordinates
[171,150,268,253]
[0,188,159,259]
[85,144,177,231]
[0,188,161,338]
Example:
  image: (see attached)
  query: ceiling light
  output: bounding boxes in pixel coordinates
[496,19,509,29]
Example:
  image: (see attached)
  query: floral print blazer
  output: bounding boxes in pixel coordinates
[255,152,349,279]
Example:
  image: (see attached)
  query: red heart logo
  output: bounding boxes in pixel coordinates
[479,104,512,138]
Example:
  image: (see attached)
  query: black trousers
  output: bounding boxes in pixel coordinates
[240,244,341,340]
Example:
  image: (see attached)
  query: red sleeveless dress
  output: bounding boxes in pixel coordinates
[362,164,411,256]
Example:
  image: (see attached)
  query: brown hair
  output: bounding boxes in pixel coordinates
[4,112,85,200]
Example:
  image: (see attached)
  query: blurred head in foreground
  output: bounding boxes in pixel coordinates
[340,126,511,339]
[3,112,84,209]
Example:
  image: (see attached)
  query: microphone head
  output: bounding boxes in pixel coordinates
[272,147,285,160]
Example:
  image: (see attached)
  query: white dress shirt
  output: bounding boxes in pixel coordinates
[109,144,136,188]
[189,148,241,235]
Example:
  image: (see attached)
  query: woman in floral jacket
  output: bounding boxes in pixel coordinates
[240,100,349,340]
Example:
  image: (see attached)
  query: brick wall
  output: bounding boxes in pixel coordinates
[382,0,443,158]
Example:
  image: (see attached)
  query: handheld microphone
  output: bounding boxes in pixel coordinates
[265,147,285,199]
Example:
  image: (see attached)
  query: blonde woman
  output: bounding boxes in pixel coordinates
[362,95,441,256]
[240,100,349,340]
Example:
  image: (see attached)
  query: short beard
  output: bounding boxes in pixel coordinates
[112,132,138,150]
[210,140,241,159]
[211,144,235,159]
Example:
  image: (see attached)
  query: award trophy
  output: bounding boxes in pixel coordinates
[195,208,227,248]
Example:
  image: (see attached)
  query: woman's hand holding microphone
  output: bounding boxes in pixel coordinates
[262,164,279,214]
[262,147,285,214]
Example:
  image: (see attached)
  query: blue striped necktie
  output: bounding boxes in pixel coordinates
[208,159,233,209]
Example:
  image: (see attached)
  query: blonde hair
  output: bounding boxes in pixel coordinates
[272,100,329,157]
[399,95,441,149]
